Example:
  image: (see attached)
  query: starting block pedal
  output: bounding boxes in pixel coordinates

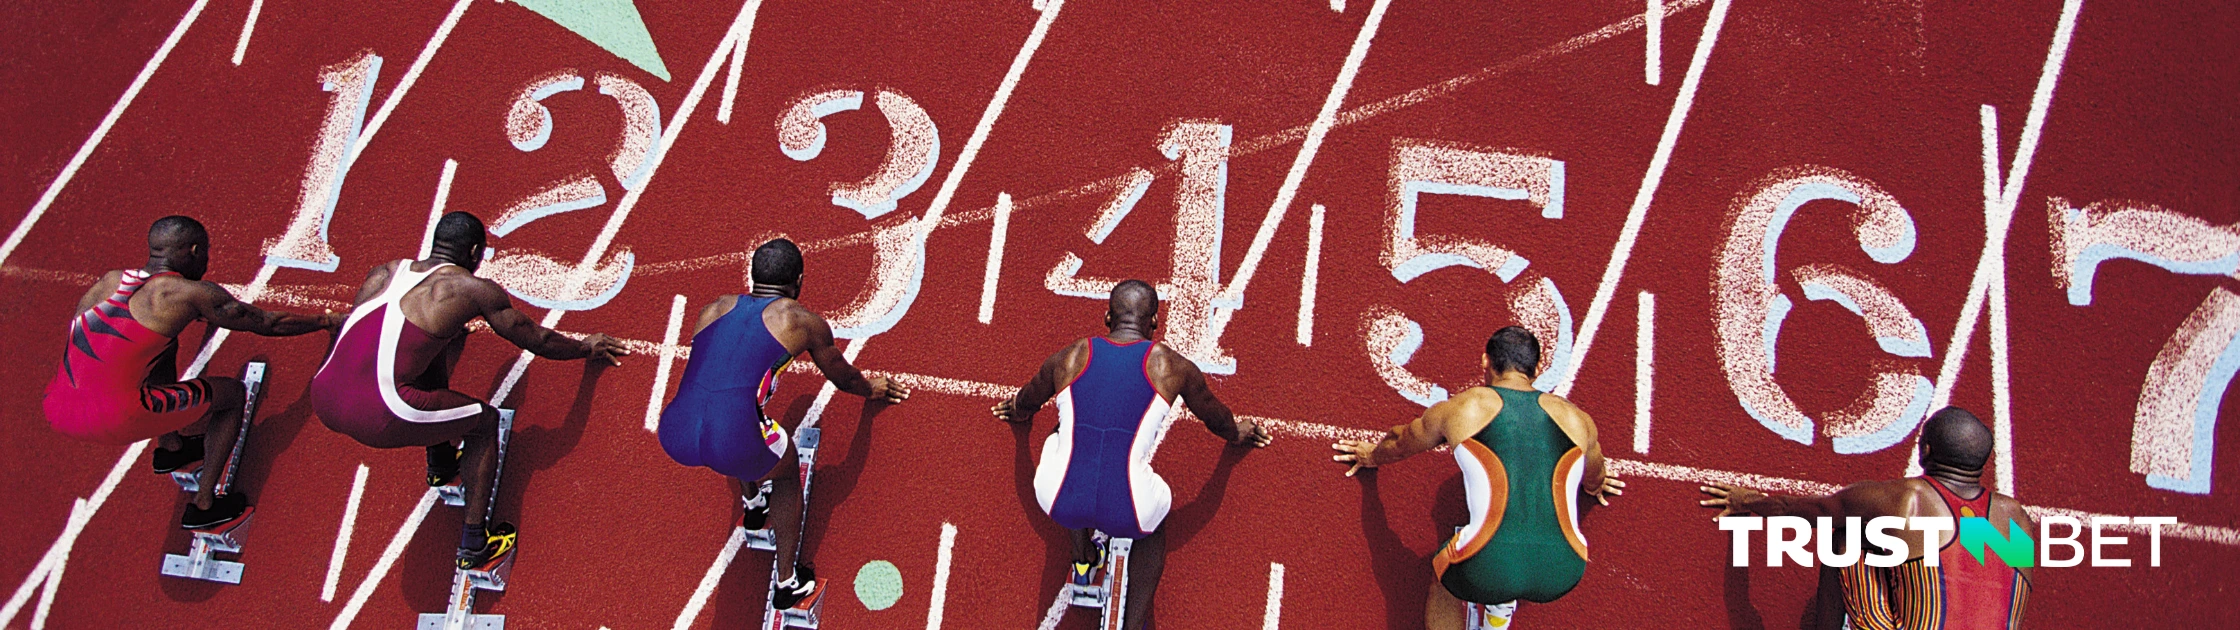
[419,409,514,630]
[1062,531,1133,630]
[1464,600,1516,629]
[762,427,822,630]
[160,361,264,584]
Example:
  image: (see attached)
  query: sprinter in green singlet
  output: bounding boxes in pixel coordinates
[1332,326,1624,628]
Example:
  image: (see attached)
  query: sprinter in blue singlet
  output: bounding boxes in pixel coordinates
[993,279,1272,629]
[657,238,908,611]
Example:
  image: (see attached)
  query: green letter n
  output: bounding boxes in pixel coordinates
[1958,517,2035,568]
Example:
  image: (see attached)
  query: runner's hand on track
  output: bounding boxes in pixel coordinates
[1231,420,1272,448]
[1594,475,1625,506]
[1331,439,1379,477]
[1698,484,1761,520]
[582,333,629,366]
[322,310,346,330]
[867,376,910,403]
[990,398,1027,423]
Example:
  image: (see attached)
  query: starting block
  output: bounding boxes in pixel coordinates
[160,361,264,584]
[1062,531,1134,630]
[420,409,515,630]
[761,427,823,630]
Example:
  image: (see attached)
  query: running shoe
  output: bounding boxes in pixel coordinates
[1070,541,1106,586]
[740,483,773,530]
[426,442,464,487]
[457,523,517,572]
[771,563,819,610]
[151,434,205,474]
[180,492,250,530]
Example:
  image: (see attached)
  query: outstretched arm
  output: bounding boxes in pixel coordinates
[475,280,626,364]
[992,344,1072,424]
[1331,396,1462,476]
[1173,356,1268,447]
[1700,480,1896,520]
[800,312,907,403]
[189,280,338,336]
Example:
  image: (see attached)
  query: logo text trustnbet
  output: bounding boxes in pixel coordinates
[1716,516,2177,568]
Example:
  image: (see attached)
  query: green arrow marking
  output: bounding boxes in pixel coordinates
[510,0,672,81]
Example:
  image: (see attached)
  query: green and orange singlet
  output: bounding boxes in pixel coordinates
[1433,386,1591,604]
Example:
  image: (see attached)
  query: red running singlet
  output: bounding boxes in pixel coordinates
[44,270,219,444]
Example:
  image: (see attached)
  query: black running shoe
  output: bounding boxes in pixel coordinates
[426,442,463,488]
[180,493,250,530]
[152,434,206,474]
[457,523,517,572]
[771,563,818,610]
[740,484,773,530]
[1070,542,1106,587]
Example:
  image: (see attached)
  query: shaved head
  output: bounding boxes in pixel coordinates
[148,215,207,248]
[433,212,487,250]
[1921,406,1993,471]
[1107,279,1158,324]
[147,215,211,279]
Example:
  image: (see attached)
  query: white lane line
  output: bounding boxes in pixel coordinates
[418,159,458,259]
[671,527,749,630]
[909,0,1066,254]
[1261,562,1285,630]
[977,193,1014,324]
[0,446,147,627]
[1208,0,1394,338]
[646,295,689,432]
[328,489,440,630]
[1552,0,1732,397]
[926,522,959,630]
[346,0,472,165]
[1295,204,1325,346]
[1645,0,1662,85]
[26,499,85,630]
[1914,0,2082,478]
[0,0,210,268]
[1036,587,1070,630]
[1634,291,1654,455]
[798,338,870,433]
[230,0,263,66]
[321,464,372,602]
[716,2,763,125]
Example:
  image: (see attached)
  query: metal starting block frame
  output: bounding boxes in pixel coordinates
[1062,531,1134,630]
[160,361,264,584]
[761,427,822,630]
[419,409,514,630]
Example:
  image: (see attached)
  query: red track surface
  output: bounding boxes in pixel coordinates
[2,1,2235,628]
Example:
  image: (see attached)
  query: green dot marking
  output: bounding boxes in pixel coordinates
[854,560,904,611]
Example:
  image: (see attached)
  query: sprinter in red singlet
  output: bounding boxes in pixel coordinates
[45,216,339,530]
[1699,407,2034,628]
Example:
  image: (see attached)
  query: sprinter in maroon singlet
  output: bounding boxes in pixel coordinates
[311,212,628,571]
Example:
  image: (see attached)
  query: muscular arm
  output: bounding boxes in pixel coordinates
[1547,397,1610,499]
[473,279,601,361]
[1709,479,1909,520]
[799,312,878,397]
[1175,361,1246,443]
[1360,395,1468,468]
[189,280,334,336]
[999,341,1079,423]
